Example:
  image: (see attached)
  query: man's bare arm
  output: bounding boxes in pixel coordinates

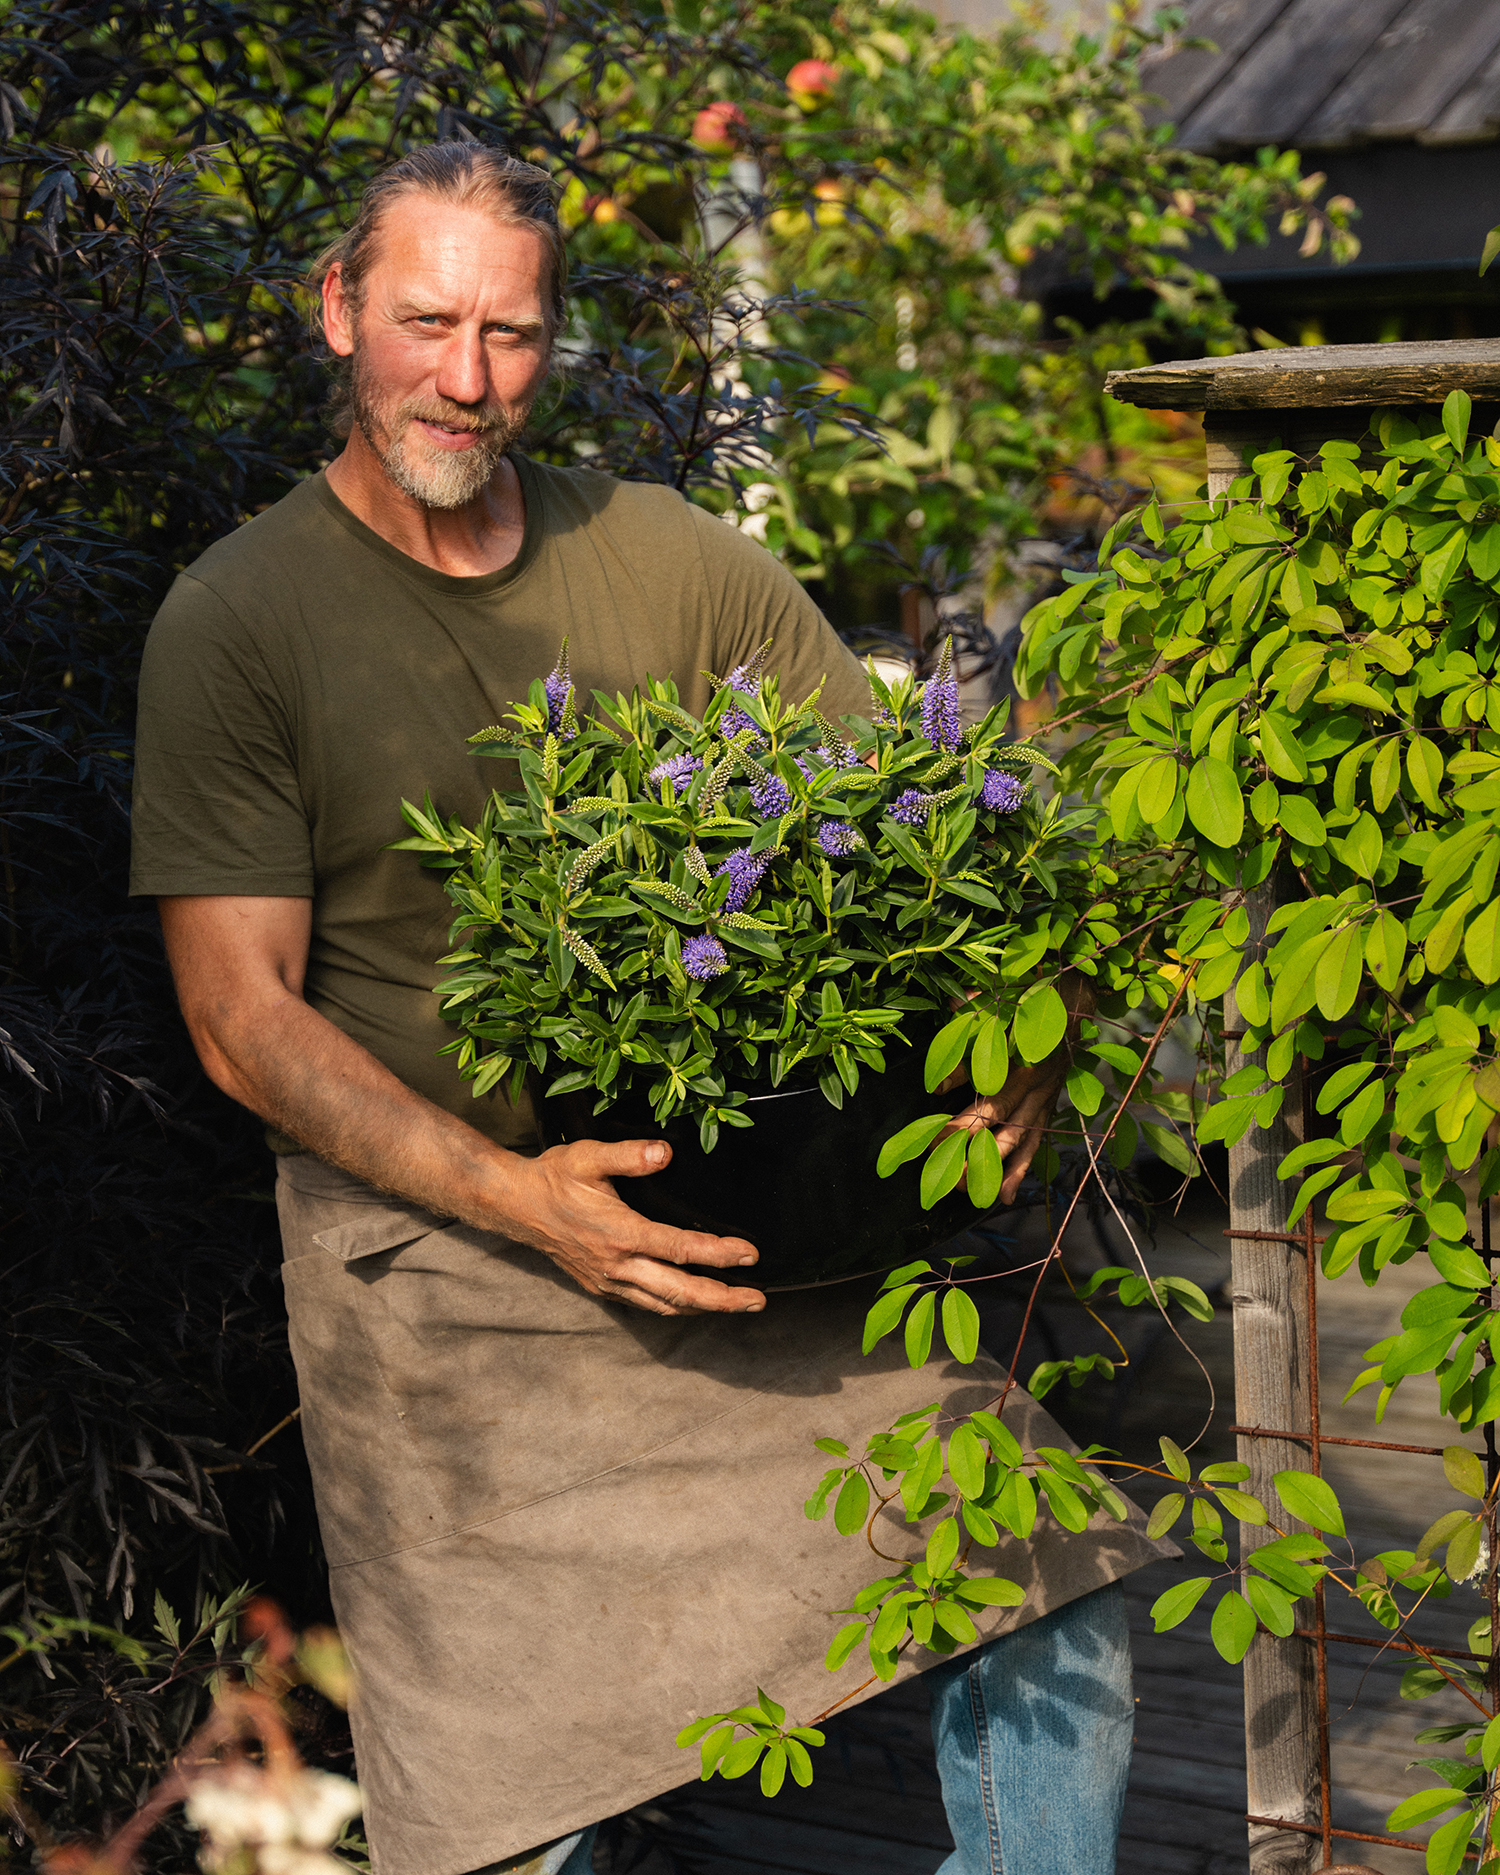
[158,894,764,1316]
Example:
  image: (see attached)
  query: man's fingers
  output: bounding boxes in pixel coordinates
[998,1124,1044,1202]
[607,1259,766,1315]
[630,1216,760,1270]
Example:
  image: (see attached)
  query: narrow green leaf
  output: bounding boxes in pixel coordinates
[1273,1469,1346,1536]
[862,1283,918,1355]
[905,1289,936,1367]
[1185,756,1244,847]
[1443,1446,1487,1501]
[927,1517,960,1578]
[1443,388,1472,453]
[920,1130,969,1210]
[878,1114,955,1178]
[834,1472,870,1536]
[966,1126,1003,1210]
[1013,984,1067,1063]
[1245,1574,1297,1637]
[1146,1492,1185,1539]
[941,1286,982,1364]
[1150,1575,1212,1632]
[971,1014,1009,1096]
[1464,897,1500,985]
[925,1011,978,1093]
[1210,1589,1257,1664]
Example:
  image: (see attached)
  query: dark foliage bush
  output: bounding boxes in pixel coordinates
[0,6,880,1853]
[0,1,1329,1857]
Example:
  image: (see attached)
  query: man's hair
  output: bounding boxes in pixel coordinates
[311,140,568,338]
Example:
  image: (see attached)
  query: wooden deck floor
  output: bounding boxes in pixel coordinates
[598,1183,1484,1874]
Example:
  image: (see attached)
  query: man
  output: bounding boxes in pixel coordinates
[131,143,1163,1875]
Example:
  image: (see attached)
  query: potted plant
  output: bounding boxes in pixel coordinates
[395,637,1182,1287]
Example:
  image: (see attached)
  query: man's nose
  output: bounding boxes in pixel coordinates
[432,328,490,409]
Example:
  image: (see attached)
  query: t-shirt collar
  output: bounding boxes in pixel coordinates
[310,453,545,596]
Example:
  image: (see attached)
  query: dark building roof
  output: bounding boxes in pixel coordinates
[1144,0,1500,153]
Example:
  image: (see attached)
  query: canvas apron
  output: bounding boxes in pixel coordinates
[276,1152,1169,1875]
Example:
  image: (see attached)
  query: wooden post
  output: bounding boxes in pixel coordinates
[1207,409,1319,1873]
[1104,338,1500,1875]
[1225,888,1319,1874]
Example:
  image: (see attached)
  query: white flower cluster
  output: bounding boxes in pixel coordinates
[185,1765,362,1875]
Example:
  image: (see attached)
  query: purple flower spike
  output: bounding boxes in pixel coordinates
[981,769,1026,813]
[716,848,768,913]
[817,820,864,858]
[544,639,576,740]
[819,740,859,769]
[648,753,701,796]
[682,935,730,981]
[888,788,931,826]
[750,774,792,818]
[720,651,769,743]
[920,638,962,753]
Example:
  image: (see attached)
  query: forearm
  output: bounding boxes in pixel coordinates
[195,988,526,1234]
[161,899,760,1315]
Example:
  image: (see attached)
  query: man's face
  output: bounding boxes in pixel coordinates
[327,195,554,510]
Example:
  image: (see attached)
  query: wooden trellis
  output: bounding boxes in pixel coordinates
[1105,339,1500,1875]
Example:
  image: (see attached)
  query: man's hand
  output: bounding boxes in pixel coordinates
[942,973,1094,1204]
[497,1136,763,1315]
[157,895,764,1317]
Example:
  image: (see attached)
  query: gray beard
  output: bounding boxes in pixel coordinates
[350,352,530,510]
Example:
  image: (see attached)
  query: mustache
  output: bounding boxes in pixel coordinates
[395,399,507,436]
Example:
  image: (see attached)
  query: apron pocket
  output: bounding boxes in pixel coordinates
[311,1206,447,1263]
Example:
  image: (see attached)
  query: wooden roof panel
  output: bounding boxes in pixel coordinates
[1137,0,1297,129]
[1426,35,1500,144]
[1174,0,1411,150]
[1153,0,1500,151]
[1300,0,1500,146]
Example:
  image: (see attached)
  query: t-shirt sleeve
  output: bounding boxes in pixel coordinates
[687,505,873,723]
[129,573,313,898]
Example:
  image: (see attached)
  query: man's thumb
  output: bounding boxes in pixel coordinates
[594,1136,671,1179]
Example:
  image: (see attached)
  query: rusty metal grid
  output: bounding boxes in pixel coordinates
[1226,1076,1500,1868]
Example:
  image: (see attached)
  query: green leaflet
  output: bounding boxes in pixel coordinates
[971,1014,1009,1096]
[1272,1470,1346,1537]
[1150,1576,1211,1633]
[1364,910,1406,989]
[1313,923,1363,1020]
[1013,983,1068,1063]
[1463,896,1500,984]
[1277,792,1326,848]
[966,1126,1004,1210]
[1185,756,1243,847]
[1210,1589,1257,1665]
[925,1011,978,1092]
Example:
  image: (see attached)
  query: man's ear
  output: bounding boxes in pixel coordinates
[322,262,356,359]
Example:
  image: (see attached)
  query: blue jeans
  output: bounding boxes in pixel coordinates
[928,1582,1133,1874]
[504,1581,1132,1875]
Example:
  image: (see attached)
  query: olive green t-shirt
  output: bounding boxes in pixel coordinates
[129,456,870,1151]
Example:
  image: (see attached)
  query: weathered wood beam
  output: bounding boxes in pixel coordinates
[1104,337,1500,411]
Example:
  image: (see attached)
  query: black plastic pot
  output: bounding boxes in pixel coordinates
[539,1045,1001,1290]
